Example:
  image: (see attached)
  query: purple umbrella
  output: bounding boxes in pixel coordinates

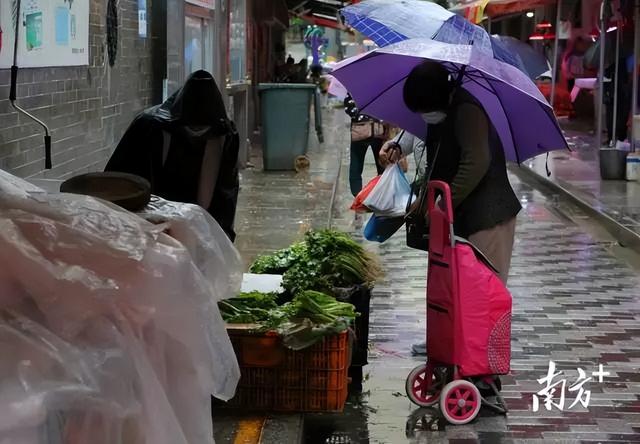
[331,39,568,163]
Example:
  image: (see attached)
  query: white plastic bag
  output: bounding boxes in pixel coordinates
[363,164,412,217]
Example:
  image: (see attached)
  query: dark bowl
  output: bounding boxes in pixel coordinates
[60,172,151,211]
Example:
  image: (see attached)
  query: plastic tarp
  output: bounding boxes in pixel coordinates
[138,196,244,302]
[0,170,241,444]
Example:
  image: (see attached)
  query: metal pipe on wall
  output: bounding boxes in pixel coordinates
[632,0,640,151]
[216,0,228,103]
[550,0,563,109]
[596,0,607,149]
[10,0,52,169]
[611,24,621,146]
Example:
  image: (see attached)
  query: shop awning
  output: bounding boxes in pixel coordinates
[287,0,361,30]
[451,0,556,23]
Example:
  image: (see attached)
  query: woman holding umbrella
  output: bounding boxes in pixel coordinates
[403,61,521,284]
[334,1,568,357]
[380,61,523,356]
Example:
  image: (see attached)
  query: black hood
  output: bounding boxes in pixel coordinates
[148,70,233,136]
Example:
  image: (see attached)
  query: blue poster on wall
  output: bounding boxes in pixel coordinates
[55,7,70,46]
[138,0,147,38]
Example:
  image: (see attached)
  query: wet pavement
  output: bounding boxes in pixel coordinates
[524,122,640,240]
[229,109,640,443]
[233,106,346,268]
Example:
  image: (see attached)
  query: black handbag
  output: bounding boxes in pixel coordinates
[405,139,441,251]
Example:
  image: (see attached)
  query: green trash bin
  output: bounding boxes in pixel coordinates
[259,83,316,171]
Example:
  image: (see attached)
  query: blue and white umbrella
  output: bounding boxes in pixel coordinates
[341,0,526,75]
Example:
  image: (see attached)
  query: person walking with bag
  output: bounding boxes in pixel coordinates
[344,93,387,197]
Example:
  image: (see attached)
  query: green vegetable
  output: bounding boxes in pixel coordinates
[276,290,358,349]
[218,292,285,328]
[219,290,359,348]
[249,229,383,295]
[219,289,356,328]
[227,291,279,309]
[304,229,383,287]
[287,290,359,324]
[281,259,331,295]
[249,242,307,274]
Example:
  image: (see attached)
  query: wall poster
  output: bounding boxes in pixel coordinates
[0,0,89,68]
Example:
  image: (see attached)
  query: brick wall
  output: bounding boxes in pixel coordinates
[0,0,160,180]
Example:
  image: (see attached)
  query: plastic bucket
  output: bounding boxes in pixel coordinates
[599,149,628,180]
[626,152,640,181]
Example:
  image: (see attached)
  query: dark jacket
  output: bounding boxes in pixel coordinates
[105,70,240,241]
[426,90,521,238]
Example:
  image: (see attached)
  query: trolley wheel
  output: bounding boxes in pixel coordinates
[440,380,482,425]
[405,364,444,407]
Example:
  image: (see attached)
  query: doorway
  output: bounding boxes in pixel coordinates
[184,11,214,78]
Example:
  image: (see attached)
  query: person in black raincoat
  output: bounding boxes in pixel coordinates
[105,70,240,241]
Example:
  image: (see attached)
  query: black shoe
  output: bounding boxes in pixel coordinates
[411,341,427,356]
[476,376,502,398]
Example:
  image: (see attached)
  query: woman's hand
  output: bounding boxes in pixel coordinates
[407,198,421,215]
[379,141,402,167]
[398,156,409,173]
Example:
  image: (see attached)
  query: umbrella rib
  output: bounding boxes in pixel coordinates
[533,98,571,152]
[483,74,522,165]
[444,62,463,77]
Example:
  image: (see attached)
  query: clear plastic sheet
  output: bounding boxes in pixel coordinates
[0,170,241,444]
[138,196,243,302]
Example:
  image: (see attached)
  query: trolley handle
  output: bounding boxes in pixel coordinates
[427,181,454,224]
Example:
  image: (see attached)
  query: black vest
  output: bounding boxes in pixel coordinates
[426,91,521,238]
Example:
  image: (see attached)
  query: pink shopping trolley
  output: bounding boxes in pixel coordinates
[405,181,511,425]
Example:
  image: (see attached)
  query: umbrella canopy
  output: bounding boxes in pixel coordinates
[584,26,634,70]
[327,75,349,99]
[341,0,525,73]
[492,35,551,79]
[331,39,568,163]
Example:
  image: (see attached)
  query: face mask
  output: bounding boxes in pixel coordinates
[421,111,447,124]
